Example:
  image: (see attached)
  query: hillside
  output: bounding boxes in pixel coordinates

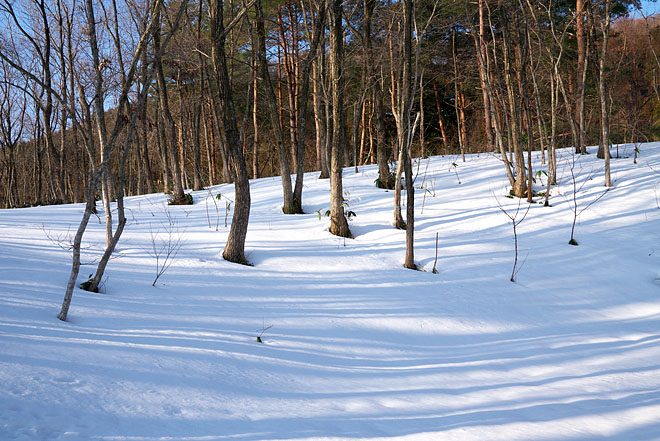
[1,143,659,441]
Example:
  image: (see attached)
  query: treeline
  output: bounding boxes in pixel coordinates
[2,0,659,210]
[0,0,658,318]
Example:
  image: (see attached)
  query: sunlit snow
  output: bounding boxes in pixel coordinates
[1,143,659,440]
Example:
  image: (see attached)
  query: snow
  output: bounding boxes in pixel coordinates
[1,143,660,441]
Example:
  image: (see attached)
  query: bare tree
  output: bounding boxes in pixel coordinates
[566,154,611,246]
[390,0,416,267]
[153,9,188,204]
[291,0,326,212]
[575,0,588,155]
[148,208,184,286]
[496,195,531,283]
[0,61,27,208]
[254,0,296,213]
[209,0,252,264]
[327,0,351,238]
[596,0,613,188]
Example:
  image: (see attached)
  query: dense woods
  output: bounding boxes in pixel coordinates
[0,0,658,316]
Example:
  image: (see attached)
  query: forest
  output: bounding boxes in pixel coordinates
[0,0,658,315]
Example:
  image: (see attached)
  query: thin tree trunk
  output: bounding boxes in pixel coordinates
[502,14,527,197]
[401,0,415,269]
[453,29,465,162]
[598,0,612,186]
[203,102,216,185]
[252,48,259,179]
[153,16,186,203]
[576,0,587,154]
[419,70,425,159]
[313,56,328,177]
[204,63,232,183]
[327,0,351,238]
[432,81,449,148]
[254,0,296,213]
[366,0,392,189]
[292,3,326,211]
[476,0,494,150]
[192,101,203,190]
[156,111,170,193]
[60,0,168,320]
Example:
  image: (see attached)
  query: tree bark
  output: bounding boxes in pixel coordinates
[153,17,187,203]
[327,0,351,238]
[313,55,329,178]
[210,0,252,264]
[254,0,296,213]
[59,0,168,320]
[401,0,415,269]
[575,0,588,154]
[501,12,527,197]
[476,0,494,151]
[292,2,326,211]
[598,0,612,186]
[366,0,392,189]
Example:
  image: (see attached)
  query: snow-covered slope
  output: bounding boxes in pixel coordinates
[1,143,659,441]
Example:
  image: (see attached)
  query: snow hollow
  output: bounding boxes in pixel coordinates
[1,143,660,441]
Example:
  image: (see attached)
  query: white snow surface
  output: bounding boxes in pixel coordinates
[1,143,660,441]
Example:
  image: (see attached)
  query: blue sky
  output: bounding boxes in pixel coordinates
[640,0,660,16]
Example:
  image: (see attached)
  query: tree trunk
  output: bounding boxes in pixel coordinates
[366,0,392,189]
[401,0,415,269]
[60,0,168,320]
[252,50,259,179]
[153,16,186,203]
[502,14,527,198]
[476,0,494,151]
[598,0,612,186]
[327,0,351,238]
[293,3,326,212]
[432,81,449,148]
[393,141,406,229]
[313,56,328,178]
[156,111,170,193]
[466,1,515,187]
[210,0,252,264]
[39,0,67,205]
[204,63,232,184]
[255,0,297,213]
[192,101,204,190]
[453,29,465,161]
[419,71,425,159]
[576,0,587,154]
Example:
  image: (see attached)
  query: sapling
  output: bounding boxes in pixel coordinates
[420,179,436,215]
[495,194,532,282]
[417,157,432,190]
[431,232,439,274]
[566,154,611,246]
[450,162,461,185]
[147,208,184,286]
[256,319,273,343]
[205,188,221,231]
[214,193,234,228]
